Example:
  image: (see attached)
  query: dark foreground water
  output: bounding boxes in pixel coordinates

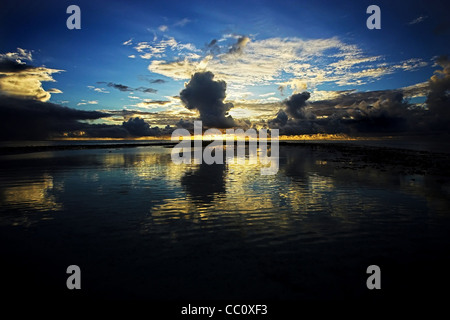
[1,143,450,301]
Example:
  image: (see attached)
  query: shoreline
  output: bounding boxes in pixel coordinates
[0,139,448,153]
[1,140,449,176]
[0,141,178,155]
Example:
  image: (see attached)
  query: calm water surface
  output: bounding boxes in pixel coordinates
[1,144,449,300]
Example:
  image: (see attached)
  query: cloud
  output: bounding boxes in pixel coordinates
[265,57,450,136]
[107,105,196,129]
[0,59,35,72]
[268,92,322,134]
[0,95,110,140]
[0,94,175,139]
[343,92,413,133]
[176,118,195,130]
[99,82,157,94]
[148,58,206,80]
[158,25,168,32]
[146,35,428,92]
[425,55,450,127]
[77,100,98,106]
[269,109,288,127]
[278,79,307,94]
[174,18,191,27]
[137,75,167,84]
[284,92,314,120]
[88,86,109,93]
[228,36,250,54]
[122,117,167,136]
[123,38,133,45]
[134,99,172,109]
[259,92,276,97]
[106,82,131,92]
[408,15,428,25]
[134,37,186,60]
[81,125,130,138]
[121,96,186,121]
[309,90,350,102]
[128,55,136,59]
[135,55,443,136]
[0,49,63,102]
[0,48,32,63]
[206,39,221,55]
[150,79,166,84]
[137,87,157,93]
[267,87,425,135]
[47,88,63,94]
[304,81,430,115]
[139,100,171,105]
[208,39,218,47]
[180,71,236,128]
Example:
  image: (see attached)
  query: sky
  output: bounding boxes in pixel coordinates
[0,0,449,139]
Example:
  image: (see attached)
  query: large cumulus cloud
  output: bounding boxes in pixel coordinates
[180,71,236,128]
[269,91,320,134]
[284,92,314,120]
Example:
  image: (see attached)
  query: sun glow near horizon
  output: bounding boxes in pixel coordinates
[54,132,388,142]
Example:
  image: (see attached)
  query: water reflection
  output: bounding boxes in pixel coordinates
[1,144,450,299]
[0,171,62,227]
[1,145,449,228]
[1,174,62,211]
[181,162,226,203]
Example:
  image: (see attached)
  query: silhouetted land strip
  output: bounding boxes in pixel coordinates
[0,141,178,155]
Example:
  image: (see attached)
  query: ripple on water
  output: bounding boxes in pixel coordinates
[1,144,450,299]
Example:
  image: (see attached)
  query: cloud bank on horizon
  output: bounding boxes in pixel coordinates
[0,0,449,139]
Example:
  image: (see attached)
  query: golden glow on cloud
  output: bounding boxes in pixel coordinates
[0,66,63,102]
[0,48,63,102]
[144,35,428,94]
[278,78,308,93]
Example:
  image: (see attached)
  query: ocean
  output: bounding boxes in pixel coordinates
[1,141,449,301]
